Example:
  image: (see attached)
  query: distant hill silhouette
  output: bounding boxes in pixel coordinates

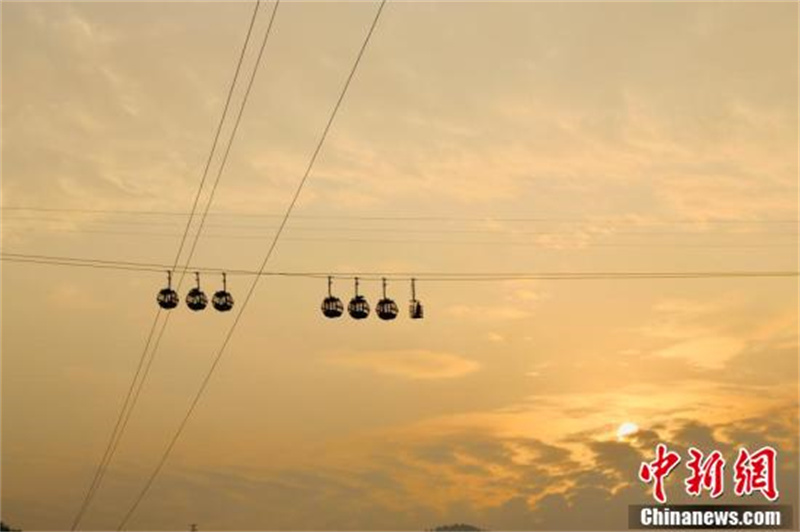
[429,524,484,531]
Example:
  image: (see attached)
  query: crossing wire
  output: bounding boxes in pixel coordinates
[96,0,281,527]
[2,205,799,224]
[1,253,798,281]
[3,218,800,235]
[98,8,285,525]
[68,3,268,529]
[114,2,387,528]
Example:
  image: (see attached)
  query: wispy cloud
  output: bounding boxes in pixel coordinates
[327,349,480,380]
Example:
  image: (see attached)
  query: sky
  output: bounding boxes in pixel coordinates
[1,1,798,530]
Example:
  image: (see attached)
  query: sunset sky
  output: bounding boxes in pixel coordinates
[1,1,798,530]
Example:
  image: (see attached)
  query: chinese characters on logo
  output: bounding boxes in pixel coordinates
[638,443,681,503]
[733,447,779,501]
[685,447,725,499]
[638,444,779,503]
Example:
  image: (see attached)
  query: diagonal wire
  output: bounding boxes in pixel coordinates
[87,0,280,525]
[115,2,387,529]
[92,3,282,525]
[69,3,265,529]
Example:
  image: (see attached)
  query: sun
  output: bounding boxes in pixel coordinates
[616,421,639,441]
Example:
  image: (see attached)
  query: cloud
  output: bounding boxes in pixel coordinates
[446,304,532,321]
[636,296,797,376]
[328,349,480,380]
[7,0,797,226]
[639,298,727,339]
[487,332,505,343]
[117,410,797,531]
[654,336,745,370]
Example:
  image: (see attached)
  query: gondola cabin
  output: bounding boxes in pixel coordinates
[157,271,179,310]
[186,272,208,311]
[409,278,424,319]
[377,299,398,320]
[376,278,398,320]
[321,276,344,318]
[322,296,344,318]
[347,277,370,319]
[348,296,370,319]
[157,288,179,310]
[212,273,234,312]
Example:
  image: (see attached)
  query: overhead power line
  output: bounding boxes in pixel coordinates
[1,252,797,281]
[114,2,386,529]
[2,205,798,224]
[4,227,795,248]
[3,216,799,236]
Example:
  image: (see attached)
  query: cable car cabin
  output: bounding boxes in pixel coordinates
[212,273,234,312]
[376,298,399,320]
[408,278,424,319]
[348,295,370,319]
[212,290,234,312]
[157,288,179,310]
[321,296,344,318]
[375,277,398,320]
[186,288,208,311]
[321,277,344,318]
[157,271,179,310]
[347,277,370,319]
[186,272,208,311]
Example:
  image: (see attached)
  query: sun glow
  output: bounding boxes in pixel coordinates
[616,422,639,441]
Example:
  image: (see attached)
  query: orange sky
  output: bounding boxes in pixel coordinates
[1,1,798,530]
